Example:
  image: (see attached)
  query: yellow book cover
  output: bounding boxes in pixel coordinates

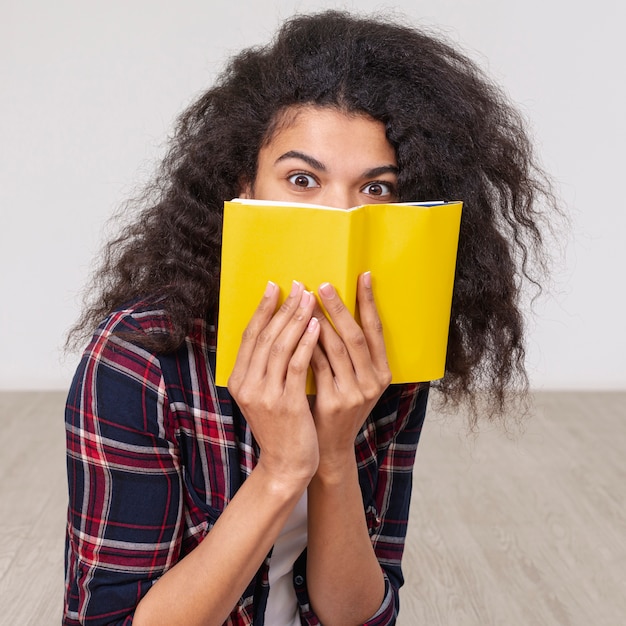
[215,199,463,391]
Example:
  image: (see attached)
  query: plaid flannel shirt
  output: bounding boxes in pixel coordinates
[64,302,428,625]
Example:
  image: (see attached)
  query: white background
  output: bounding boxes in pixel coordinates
[1,0,624,391]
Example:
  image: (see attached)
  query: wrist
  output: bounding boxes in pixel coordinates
[255,458,315,498]
[313,450,358,487]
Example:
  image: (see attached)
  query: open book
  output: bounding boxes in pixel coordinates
[215,198,463,392]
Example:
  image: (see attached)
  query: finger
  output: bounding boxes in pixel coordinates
[264,288,318,386]
[310,294,355,386]
[309,297,346,380]
[244,280,305,376]
[229,280,279,387]
[356,271,391,374]
[317,282,373,378]
[309,342,335,391]
[284,316,321,394]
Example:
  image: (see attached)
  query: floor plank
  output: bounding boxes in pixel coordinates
[1,391,624,625]
[0,392,67,624]
[398,392,626,626]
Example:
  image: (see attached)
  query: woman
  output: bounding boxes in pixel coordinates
[64,11,556,625]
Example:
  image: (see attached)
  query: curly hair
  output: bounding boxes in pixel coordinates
[70,10,558,423]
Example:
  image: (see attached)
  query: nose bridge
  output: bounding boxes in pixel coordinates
[323,180,358,210]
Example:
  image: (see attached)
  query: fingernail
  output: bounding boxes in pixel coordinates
[307,317,319,332]
[264,281,276,297]
[300,290,312,308]
[319,282,335,298]
[290,280,301,296]
[363,271,372,288]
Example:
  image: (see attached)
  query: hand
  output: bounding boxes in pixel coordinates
[310,272,392,474]
[228,280,321,486]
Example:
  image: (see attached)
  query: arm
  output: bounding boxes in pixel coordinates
[306,272,394,625]
[306,455,385,625]
[136,281,322,625]
[306,385,427,626]
[66,281,321,625]
[135,462,307,625]
[64,313,185,625]
[362,382,429,623]
[66,351,307,626]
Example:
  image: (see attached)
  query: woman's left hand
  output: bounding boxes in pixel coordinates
[310,271,392,474]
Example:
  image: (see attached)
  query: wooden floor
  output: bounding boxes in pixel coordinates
[0,391,624,625]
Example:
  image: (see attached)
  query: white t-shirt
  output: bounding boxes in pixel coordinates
[264,492,308,625]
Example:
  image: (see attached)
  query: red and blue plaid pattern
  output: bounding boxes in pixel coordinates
[64,301,428,625]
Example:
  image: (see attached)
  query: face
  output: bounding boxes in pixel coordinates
[241,106,398,209]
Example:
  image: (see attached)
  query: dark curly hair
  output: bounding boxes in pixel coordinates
[70,11,559,423]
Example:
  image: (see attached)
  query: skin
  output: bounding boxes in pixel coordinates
[134,105,396,626]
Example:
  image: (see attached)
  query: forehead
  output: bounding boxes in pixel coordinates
[261,105,396,167]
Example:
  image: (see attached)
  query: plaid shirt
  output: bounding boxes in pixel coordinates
[64,302,428,625]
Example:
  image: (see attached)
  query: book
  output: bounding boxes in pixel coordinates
[215,198,463,392]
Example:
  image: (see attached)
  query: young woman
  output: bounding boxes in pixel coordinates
[64,11,556,626]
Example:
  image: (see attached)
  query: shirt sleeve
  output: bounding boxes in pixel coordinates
[64,312,183,625]
[362,382,429,626]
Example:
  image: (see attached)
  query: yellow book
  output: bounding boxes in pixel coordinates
[215,198,463,391]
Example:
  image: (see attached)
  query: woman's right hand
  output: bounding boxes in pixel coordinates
[227,280,320,487]
[135,282,320,625]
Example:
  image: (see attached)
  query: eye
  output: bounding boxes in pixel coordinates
[362,181,395,197]
[287,173,320,189]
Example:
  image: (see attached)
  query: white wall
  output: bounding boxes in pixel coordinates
[1,0,624,390]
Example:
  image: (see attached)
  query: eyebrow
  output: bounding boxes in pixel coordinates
[274,150,326,171]
[274,150,398,178]
[363,164,399,178]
